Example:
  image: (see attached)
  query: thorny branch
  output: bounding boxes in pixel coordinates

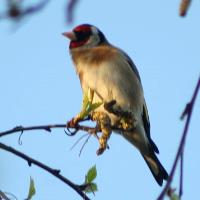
[157,76,200,200]
[0,142,90,200]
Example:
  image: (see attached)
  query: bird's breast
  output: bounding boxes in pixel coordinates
[71,46,144,119]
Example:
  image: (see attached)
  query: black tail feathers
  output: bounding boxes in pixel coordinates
[142,152,168,186]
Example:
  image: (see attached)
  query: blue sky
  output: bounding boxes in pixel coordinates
[0,1,200,200]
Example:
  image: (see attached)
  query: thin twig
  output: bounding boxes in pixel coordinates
[0,142,90,200]
[0,124,64,137]
[179,152,184,198]
[0,122,130,138]
[0,123,97,138]
[66,0,79,23]
[0,0,50,20]
[157,76,200,200]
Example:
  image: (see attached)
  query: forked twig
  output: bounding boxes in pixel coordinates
[157,76,200,200]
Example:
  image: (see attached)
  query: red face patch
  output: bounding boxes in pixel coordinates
[70,40,89,48]
[69,24,92,49]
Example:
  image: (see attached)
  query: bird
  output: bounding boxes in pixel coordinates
[62,24,168,186]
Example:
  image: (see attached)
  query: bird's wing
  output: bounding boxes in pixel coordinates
[142,100,159,153]
[121,49,159,153]
[120,50,141,83]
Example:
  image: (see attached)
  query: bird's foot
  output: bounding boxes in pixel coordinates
[67,114,81,128]
[91,111,112,155]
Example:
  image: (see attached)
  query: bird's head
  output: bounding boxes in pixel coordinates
[62,24,107,49]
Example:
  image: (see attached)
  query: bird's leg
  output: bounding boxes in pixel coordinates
[104,100,137,131]
[67,88,95,128]
[67,115,81,128]
[91,111,112,155]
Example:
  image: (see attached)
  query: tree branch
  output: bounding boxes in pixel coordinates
[0,106,137,199]
[0,142,90,200]
[0,117,132,138]
[157,76,200,200]
[0,0,50,20]
[0,122,98,138]
[66,0,79,23]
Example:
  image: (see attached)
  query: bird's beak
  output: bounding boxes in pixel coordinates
[62,31,76,41]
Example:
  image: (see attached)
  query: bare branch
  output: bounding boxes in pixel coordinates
[0,142,90,200]
[0,123,96,138]
[0,0,50,21]
[0,118,132,138]
[0,107,137,199]
[179,152,184,198]
[157,76,200,200]
[66,0,79,23]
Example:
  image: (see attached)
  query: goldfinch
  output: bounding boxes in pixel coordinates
[62,24,168,186]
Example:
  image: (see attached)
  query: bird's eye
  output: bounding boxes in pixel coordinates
[74,30,91,41]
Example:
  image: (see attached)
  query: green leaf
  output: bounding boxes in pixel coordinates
[82,93,90,111]
[84,183,98,193]
[89,102,102,112]
[79,92,102,119]
[27,177,36,200]
[85,165,97,183]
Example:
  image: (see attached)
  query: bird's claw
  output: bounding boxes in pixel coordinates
[96,147,105,155]
[67,115,81,128]
[96,137,110,155]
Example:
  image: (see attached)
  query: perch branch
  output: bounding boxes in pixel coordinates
[0,117,133,138]
[0,122,98,138]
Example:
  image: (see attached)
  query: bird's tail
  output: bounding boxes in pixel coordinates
[142,152,168,186]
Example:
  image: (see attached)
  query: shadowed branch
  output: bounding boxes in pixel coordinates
[0,142,90,200]
[157,76,200,200]
[66,0,79,23]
